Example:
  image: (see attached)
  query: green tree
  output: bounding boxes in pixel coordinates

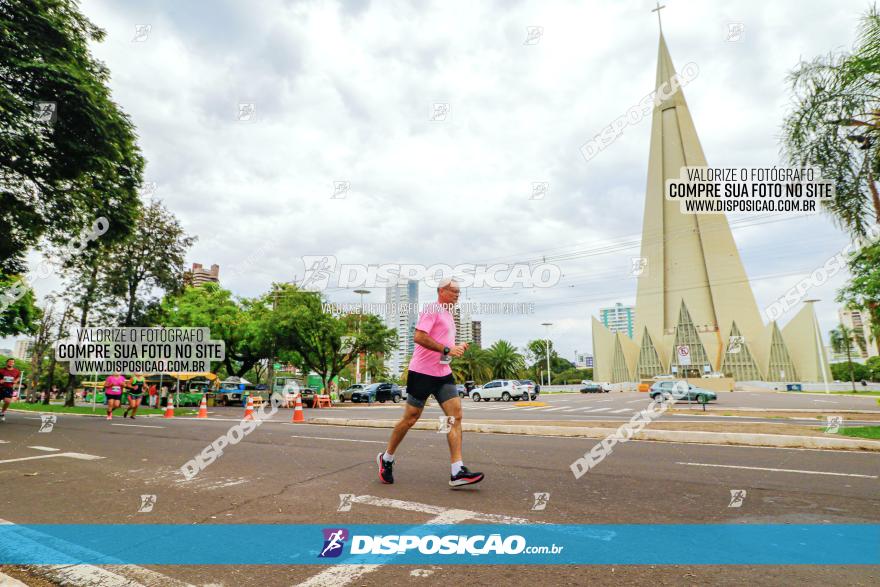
[159,283,266,376]
[0,273,40,337]
[269,284,397,393]
[105,199,195,326]
[866,356,880,381]
[525,338,556,384]
[0,0,144,273]
[830,324,866,391]
[831,361,871,383]
[485,340,525,380]
[838,243,880,349]
[456,345,491,383]
[782,4,880,237]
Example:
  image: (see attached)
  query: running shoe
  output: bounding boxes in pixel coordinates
[106,415,112,420]
[123,409,129,418]
[0,414,5,422]
[449,466,484,488]
[376,452,394,484]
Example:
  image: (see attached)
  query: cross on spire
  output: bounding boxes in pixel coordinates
[651,1,666,33]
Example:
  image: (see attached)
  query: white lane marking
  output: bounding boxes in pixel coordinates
[0,440,8,444]
[542,407,569,412]
[0,452,103,464]
[0,517,192,587]
[610,408,632,414]
[0,571,29,586]
[813,400,837,404]
[27,446,60,452]
[562,407,583,412]
[291,435,384,444]
[296,505,472,587]
[500,407,521,411]
[111,423,164,428]
[676,462,878,479]
[523,407,546,411]
[627,399,647,404]
[587,407,612,413]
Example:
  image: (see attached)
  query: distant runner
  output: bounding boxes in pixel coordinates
[103,371,127,420]
[123,373,145,419]
[0,357,21,422]
[377,278,484,488]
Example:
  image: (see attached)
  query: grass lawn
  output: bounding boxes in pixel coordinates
[7,402,195,417]
[837,426,880,440]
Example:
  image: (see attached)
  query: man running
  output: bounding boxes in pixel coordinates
[377,278,484,488]
[103,371,127,420]
[123,373,145,419]
[0,357,21,422]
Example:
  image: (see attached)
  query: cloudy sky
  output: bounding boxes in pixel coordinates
[3,0,873,363]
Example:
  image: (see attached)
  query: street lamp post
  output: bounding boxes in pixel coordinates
[541,322,553,387]
[354,289,370,384]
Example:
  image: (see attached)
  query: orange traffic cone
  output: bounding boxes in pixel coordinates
[197,395,208,418]
[164,395,174,418]
[292,394,305,423]
[243,395,254,420]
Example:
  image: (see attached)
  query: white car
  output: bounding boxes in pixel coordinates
[470,379,524,402]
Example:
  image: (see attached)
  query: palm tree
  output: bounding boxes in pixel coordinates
[485,340,525,380]
[830,324,867,391]
[457,345,492,383]
[782,5,880,238]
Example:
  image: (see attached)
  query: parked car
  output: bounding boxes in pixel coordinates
[338,384,366,402]
[517,380,539,400]
[351,382,402,403]
[648,380,717,403]
[580,382,606,393]
[456,384,468,398]
[470,380,524,402]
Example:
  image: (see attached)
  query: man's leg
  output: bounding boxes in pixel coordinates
[385,402,423,456]
[439,395,463,464]
[438,385,483,487]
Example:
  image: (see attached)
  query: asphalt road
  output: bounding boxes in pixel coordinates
[1,409,878,586]
[202,390,880,427]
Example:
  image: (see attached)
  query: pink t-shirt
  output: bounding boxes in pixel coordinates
[408,303,456,377]
[104,375,126,395]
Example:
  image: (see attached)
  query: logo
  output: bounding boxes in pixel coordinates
[132,24,152,42]
[524,26,543,45]
[35,102,57,124]
[337,494,354,512]
[530,182,549,200]
[138,494,157,513]
[39,415,56,433]
[824,415,842,434]
[430,103,450,122]
[438,415,455,433]
[726,23,744,42]
[531,492,550,511]
[319,528,349,558]
[727,335,745,354]
[238,102,257,122]
[301,255,338,290]
[630,257,648,277]
[728,489,747,508]
[331,181,350,199]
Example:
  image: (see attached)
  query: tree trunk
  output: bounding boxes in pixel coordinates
[868,167,880,223]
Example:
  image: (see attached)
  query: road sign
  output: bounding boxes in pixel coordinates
[677,345,691,366]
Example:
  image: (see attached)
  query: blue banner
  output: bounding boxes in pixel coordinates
[0,524,877,565]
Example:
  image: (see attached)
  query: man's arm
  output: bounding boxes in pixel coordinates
[414,330,468,357]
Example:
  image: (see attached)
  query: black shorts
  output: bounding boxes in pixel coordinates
[0,388,13,400]
[405,371,458,409]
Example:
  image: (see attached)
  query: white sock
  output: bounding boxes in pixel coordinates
[383,451,394,463]
[451,460,463,476]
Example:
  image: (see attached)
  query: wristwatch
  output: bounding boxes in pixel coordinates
[443,346,450,355]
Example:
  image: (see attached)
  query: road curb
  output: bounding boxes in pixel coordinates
[308,417,880,452]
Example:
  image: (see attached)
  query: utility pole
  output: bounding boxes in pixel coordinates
[541,322,553,387]
[354,289,370,384]
[267,290,278,399]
